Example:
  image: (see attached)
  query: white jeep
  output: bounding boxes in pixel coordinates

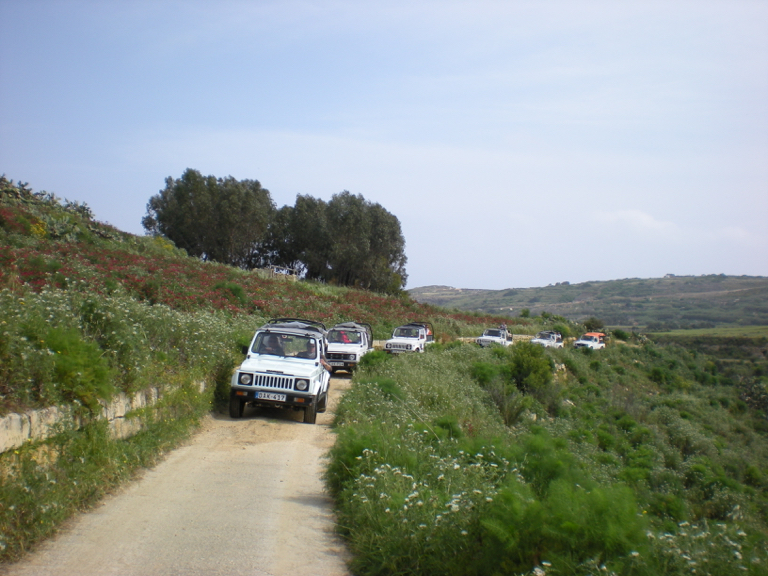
[530,330,564,348]
[326,321,373,373]
[476,327,513,347]
[384,321,434,354]
[573,332,606,350]
[230,318,331,424]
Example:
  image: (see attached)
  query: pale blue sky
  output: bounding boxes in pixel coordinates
[1,0,766,289]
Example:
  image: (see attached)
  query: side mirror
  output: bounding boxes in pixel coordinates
[241,345,249,355]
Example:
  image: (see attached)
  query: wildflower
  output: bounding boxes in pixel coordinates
[461,530,468,536]
[630,551,639,557]
[533,568,545,576]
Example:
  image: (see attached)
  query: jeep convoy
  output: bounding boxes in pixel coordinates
[384,321,434,354]
[573,332,606,350]
[229,318,331,424]
[230,317,609,424]
[530,330,564,348]
[326,321,373,373]
[476,327,513,347]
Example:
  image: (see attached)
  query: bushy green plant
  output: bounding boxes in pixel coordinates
[508,342,553,393]
[42,327,115,412]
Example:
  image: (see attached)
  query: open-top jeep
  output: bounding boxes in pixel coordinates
[476,326,513,347]
[229,318,331,424]
[384,321,434,354]
[326,321,373,373]
[530,330,564,348]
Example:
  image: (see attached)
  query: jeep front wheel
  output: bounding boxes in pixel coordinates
[229,394,244,419]
[304,403,317,424]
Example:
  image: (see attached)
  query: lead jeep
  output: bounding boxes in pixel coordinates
[384,321,434,354]
[326,321,373,373]
[229,318,331,424]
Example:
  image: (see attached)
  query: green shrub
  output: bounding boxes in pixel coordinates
[508,341,553,393]
[480,477,645,573]
[358,350,391,371]
[613,329,630,341]
[42,327,115,412]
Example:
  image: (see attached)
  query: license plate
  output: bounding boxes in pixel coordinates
[258,392,286,402]
[329,361,344,366]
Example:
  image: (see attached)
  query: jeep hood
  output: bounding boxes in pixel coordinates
[237,355,319,378]
[327,342,365,353]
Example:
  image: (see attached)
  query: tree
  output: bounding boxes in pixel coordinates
[142,169,274,268]
[583,317,605,331]
[322,191,407,292]
[258,191,407,293]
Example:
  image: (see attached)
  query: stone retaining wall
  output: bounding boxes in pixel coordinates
[0,381,207,455]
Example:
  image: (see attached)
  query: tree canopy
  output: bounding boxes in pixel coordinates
[144,172,408,294]
[142,169,274,268]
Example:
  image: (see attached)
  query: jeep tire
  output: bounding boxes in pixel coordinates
[229,394,244,419]
[304,403,317,424]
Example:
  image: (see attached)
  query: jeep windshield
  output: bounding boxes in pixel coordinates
[251,332,318,359]
[483,329,502,337]
[393,327,420,338]
[328,329,362,344]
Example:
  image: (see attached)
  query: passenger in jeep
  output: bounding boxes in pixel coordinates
[298,340,332,372]
[260,335,284,355]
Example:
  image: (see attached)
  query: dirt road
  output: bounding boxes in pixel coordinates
[1,377,352,576]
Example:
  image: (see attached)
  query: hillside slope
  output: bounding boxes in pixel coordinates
[410,275,768,329]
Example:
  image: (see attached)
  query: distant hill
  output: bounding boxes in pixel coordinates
[408,275,768,330]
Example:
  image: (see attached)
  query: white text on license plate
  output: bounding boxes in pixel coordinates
[329,361,344,366]
[258,392,286,402]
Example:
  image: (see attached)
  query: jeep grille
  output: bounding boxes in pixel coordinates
[247,373,295,390]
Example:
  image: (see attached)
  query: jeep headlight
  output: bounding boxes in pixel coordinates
[239,373,252,385]
[346,354,356,361]
[295,379,309,391]
[386,342,391,349]
[406,344,412,350]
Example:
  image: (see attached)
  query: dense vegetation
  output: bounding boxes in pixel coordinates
[143,168,408,293]
[410,276,768,330]
[2,175,767,575]
[330,339,768,575]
